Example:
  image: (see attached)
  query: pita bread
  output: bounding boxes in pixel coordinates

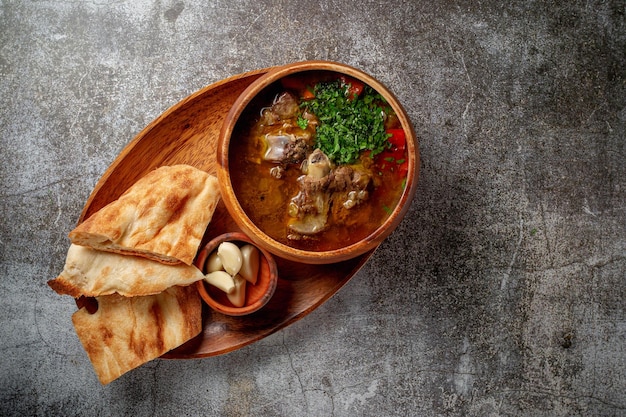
[72,285,202,385]
[69,165,220,265]
[48,244,205,298]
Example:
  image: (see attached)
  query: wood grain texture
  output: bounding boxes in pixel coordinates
[76,68,374,358]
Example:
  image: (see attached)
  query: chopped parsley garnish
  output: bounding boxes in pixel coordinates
[302,80,390,165]
[296,115,309,130]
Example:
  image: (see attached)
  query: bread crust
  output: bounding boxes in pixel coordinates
[48,244,205,297]
[69,165,220,265]
[51,165,216,384]
[72,285,202,385]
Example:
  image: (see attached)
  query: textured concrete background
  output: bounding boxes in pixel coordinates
[1,1,625,416]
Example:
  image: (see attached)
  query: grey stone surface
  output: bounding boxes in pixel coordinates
[1,0,625,415]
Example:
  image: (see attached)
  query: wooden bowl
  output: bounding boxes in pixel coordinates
[194,232,278,316]
[217,61,419,264]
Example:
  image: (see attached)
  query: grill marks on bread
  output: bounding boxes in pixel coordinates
[50,165,216,384]
[69,165,220,265]
[72,286,202,385]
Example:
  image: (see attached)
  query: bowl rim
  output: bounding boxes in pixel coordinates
[217,60,420,264]
[194,232,278,316]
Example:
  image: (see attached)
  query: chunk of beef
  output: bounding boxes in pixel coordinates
[259,92,300,126]
[286,148,375,239]
[271,92,299,119]
[287,150,333,236]
[329,166,353,191]
[263,133,311,164]
[283,138,310,164]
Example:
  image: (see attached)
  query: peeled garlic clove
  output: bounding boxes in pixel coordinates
[217,242,242,276]
[239,244,260,285]
[227,274,247,307]
[205,251,223,273]
[204,270,235,294]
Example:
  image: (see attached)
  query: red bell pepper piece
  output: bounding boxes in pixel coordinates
[386,129,406,151]
[301,88,315,100]
[339,75,365,100]
[375,128,409,176]
[397,160,408,177]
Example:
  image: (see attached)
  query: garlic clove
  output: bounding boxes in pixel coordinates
[227,274,247,307]
[217,242,243,276]
[205,251,223,273]
[239,244,260,284]
[204,270,235,294]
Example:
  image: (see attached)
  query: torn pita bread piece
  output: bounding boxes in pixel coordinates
[72,285,202,385]
[47,244,205,298]
[69,164,220,265]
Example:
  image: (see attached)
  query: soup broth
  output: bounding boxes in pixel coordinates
[229,71,408,252]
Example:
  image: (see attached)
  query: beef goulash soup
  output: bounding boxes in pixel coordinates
[229,70,408,252]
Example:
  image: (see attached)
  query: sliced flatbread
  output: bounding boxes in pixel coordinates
[48,244,205,298]
[72,285,202,385]
[69,165,220,265]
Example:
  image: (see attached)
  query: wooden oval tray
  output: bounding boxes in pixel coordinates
[77,68,375,358]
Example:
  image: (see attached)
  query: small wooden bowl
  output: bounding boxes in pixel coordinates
[217,60,419,264]
[194,232,278,316]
